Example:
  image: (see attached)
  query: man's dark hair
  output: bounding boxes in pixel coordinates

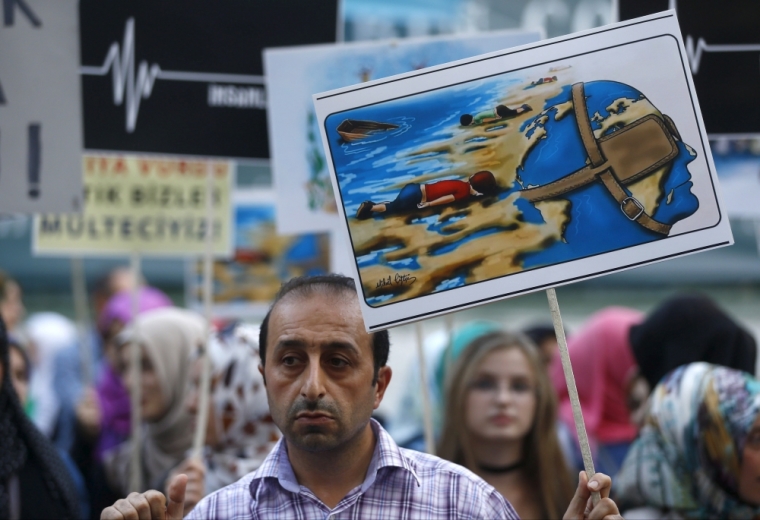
[459,113,473,126]
[259,274,390,384]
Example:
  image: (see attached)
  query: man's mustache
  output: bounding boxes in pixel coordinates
[287,398,340,420]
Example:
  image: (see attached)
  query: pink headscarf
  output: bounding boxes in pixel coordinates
[550,307,643,444]
[97,287,173,335]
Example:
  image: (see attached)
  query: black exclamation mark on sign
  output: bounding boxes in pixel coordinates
[28,123,40,198]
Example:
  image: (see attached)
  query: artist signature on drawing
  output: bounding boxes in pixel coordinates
[376,273,417,289]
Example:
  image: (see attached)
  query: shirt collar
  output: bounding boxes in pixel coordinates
[249,418,420,496]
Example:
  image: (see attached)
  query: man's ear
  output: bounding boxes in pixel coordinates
[373,366,392,410]
[258,364,266,386]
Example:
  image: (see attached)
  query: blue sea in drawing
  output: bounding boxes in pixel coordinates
[326,76,522,214]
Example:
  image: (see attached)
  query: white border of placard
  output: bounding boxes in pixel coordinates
[314,11,733,331]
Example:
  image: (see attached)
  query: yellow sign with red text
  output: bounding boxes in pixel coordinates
[33,154,233,257]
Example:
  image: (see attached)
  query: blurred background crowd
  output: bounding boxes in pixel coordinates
[4,265,760,518]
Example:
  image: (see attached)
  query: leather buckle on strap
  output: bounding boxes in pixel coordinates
[621,197,644,221]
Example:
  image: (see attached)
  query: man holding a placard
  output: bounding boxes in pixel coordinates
[101,275,623,520]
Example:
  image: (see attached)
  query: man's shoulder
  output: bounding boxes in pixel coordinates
[397,447,494,492]
[389,448,518,518]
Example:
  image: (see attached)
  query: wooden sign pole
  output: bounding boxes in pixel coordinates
[70,257,92,385]
[192,162,215,458]
[128,251,143,492]
[546,288,600,505]
[415,321,436,455]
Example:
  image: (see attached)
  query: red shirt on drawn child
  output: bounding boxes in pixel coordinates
[425,180,470,202]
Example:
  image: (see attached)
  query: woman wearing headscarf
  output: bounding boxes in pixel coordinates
[549,307,644,476]
[103,307,206,495]
[0,317,81,519]
[167,323,281,514]
[614,362,760,518]
[93,286,173,460]
[628,293,757,396]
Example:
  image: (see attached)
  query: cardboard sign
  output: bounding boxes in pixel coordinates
[266,30,543,234]
[314,12,733,331]
[618,0,760,137]
[185,189,330,319]
[711,139,760,219]
[33,154,233,256]
[0,0,83,213]
[79,0,338,159]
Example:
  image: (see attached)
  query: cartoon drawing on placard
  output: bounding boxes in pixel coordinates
[324,66,701,307]
[188,199,330,315]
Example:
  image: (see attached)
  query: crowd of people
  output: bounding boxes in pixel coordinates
[0,268,759,519]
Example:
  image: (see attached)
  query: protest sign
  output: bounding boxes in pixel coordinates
[33,154,233,256]
[711,139,760,219]
[265,29,543,234]
[617,0,760,137]
[185,189,330,319]
[79,0,338,159]
[0,0,83,213]
[314,11,733,331]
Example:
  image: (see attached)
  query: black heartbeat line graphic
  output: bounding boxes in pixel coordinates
[80,17,265,133]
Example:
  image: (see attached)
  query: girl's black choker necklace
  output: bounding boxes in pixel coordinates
[477,459,524,474]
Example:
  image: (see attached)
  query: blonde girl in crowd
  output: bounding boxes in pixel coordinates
[438,329,574,519]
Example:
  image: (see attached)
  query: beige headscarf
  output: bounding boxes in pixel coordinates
[105,308,206,494]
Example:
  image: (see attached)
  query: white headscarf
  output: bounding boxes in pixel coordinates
[105,308,206,493]
[25,313,79,437]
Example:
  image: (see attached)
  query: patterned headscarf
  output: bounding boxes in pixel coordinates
[203,323,280,493]
[614,362,760,518]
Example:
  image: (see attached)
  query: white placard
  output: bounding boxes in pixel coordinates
[0,0,83,213]
[265,29,543,234]
[314,11,733,331]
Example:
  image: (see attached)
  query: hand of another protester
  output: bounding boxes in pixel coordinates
[76,386,102,439]
[563,471,623,520]
[417,202,429,209]
[167,458,206,515]
[101,474,187,520]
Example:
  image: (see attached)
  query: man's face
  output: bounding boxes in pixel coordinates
[262,290,390,453]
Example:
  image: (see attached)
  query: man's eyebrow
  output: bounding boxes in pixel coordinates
[271,338,361,355]
[323,341,361,356]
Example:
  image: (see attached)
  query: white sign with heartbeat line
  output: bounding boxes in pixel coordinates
[80,17,266,133]
[0,0,84,214]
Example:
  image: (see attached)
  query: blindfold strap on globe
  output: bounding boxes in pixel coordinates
[521,82,677,235]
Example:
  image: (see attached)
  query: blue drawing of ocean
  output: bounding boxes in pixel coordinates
[325,76,521,215]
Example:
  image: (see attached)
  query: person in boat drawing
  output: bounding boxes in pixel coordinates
[460,104,532,126]
[355,170,497,220]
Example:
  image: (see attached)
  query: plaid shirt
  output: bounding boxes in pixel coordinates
[187,419,519,519]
